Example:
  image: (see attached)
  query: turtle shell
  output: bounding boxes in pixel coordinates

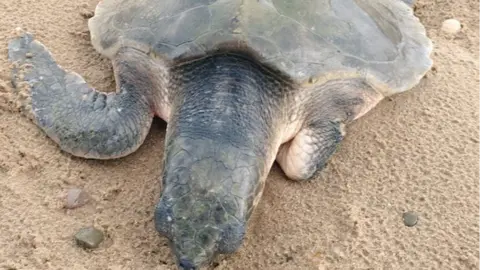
[88,0,433,95]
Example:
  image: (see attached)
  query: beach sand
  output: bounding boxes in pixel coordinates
[0,0,478,269]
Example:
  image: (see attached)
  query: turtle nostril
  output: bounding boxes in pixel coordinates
[179,258,196,270]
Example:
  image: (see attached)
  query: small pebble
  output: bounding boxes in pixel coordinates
[25,53,33,58]
[65,188,90,209]
[441,19,462,34]
[74,226,104,249]
[402,211,418,227]
[14,27,25,36]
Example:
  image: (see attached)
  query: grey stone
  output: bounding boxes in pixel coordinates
[74,226,104,249]
[65,188,90,209]
[402,211,418,227]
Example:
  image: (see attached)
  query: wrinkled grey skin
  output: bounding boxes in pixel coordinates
[8,34,155,159]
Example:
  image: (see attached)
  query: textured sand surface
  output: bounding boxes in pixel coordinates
[0,0,478,269]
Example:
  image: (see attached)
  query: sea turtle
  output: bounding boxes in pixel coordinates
[7,0,432,269]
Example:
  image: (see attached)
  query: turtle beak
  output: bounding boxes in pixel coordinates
[162,238,209,270]
[171,241,216,270]
[177,258,198,270]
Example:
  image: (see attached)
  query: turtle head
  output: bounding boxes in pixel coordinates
[154,137,260,269]
[153,52,285,268]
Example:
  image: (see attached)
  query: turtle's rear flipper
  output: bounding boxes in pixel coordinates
[8,32,156,159]
[276,79,384,181]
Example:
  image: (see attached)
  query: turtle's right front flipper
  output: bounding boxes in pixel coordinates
[277,79,384,181]
[8,32,160,159]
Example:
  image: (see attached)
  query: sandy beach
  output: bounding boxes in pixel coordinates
[0,0,478,269]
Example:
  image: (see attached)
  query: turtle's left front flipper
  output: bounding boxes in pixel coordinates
[8,32,161,159]
[276,79,384,181]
